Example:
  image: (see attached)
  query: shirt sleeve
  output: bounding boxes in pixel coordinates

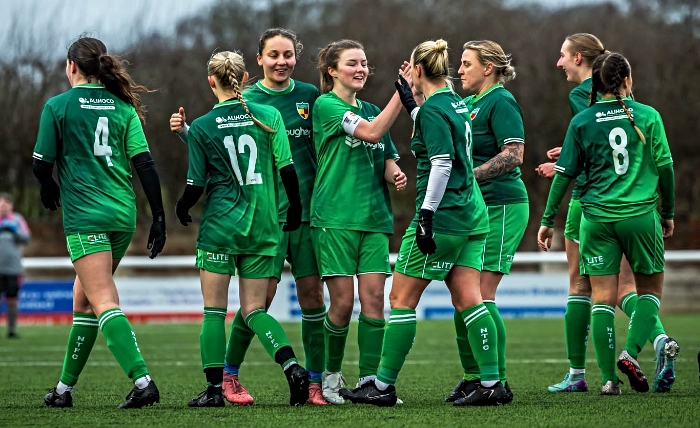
[418,105,454,162]
[491,97,525,148]
[554,121,584,179]
[270,111,293,171]
[319,96,350,139]
[650,110,673,168]
[383,134,400,161]
[13,213,31,244]
[186,124,208,187]
[33,103,60,163]
[125,108,149,158]
[569,86,590,116]
[541,172,573,227]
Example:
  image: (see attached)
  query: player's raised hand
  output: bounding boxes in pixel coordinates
[170,107,187,133]
[537,226,553,251]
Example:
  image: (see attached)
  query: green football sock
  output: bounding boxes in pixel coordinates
[244,309,292,361]
[619,292,637,318]
[591,303,618,383]
[483,301,507,382]
[324,313,349,373]
[564,294,591,370]
[461,304,499,382]
[59,312,99,386]
[201,307,226,371]
[376,309,416,385]
[358,313,386,378]
[98,308,149,381]
[301,306,326,378]
[619,292,666,345]
[453,309,479,380]
[225,309,254,367]
[625,294,660,358]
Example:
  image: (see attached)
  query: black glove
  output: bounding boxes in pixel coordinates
[40,177,61,211]
[175,198,193,226]
[416,209,436,255]
[147,215,166,259]
[395,75,418,116]
[279,164,301,232]
[283,200,301,232]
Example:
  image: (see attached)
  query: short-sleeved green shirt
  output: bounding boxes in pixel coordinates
[187,99,293,255]
[569,77,592,199]
[555,97,673,221]
[311,92,399,234]
[410,87,489,235]
[244,79,320,222]
[33,83,149,235]
[465,84,528,206]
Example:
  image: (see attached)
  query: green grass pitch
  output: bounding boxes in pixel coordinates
[1,315,698,427]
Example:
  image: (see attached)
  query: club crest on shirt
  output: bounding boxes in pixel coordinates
[470,107,480,120]
[296,102,309,119]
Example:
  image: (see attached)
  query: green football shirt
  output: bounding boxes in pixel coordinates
[411,87,489,235]
[33,83,149,235]
[244,79,320,222]
[555,97,673,221]
[311,92,399,234]
[187,99,293,255]
[569,77,592,199]
[465,84,528,206]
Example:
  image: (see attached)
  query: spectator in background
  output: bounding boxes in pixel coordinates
[0,192,31,338]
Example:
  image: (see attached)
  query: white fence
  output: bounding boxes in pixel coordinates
[23,250,700,270]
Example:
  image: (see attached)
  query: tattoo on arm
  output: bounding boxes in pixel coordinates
[473,143,524,182]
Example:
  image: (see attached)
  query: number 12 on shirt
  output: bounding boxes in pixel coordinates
[223,134,262,185]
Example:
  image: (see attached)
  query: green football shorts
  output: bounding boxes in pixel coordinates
[579,210,665,276]
[394,227,487,281]
[66,231,134,262]
[273,222,319,280]
[311,227,391,278]
[482,203,529,274]
[564,198,583,243]
[196,248,275,278]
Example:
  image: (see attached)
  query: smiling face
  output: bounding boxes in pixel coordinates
[329,48,368,94]
[457,48,486,95]
[257,35,297,88]
[557,39,581,83]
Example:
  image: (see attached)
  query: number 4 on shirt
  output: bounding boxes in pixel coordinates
[93,116,113,167]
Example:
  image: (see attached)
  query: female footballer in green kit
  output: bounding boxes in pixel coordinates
[310,39,407,404]
[36,37,166,409]
[538,52,678,395]
[444,40,526,405]
[537,34,673,393]
[174,50,310,407]
[341,39,504,407]
[170,29,327,405]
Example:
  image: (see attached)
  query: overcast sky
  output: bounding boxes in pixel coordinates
[0,0,623,60]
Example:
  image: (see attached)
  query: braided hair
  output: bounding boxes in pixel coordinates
[590,53,645,143]
[207,51,274,132]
